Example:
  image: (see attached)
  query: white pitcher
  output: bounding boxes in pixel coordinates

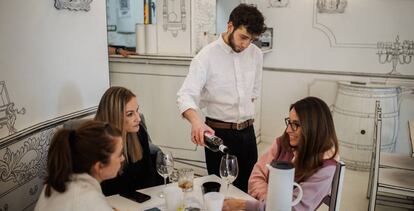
[266,160,303,211]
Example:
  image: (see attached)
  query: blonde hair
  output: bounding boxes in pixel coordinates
[95,86,143,163]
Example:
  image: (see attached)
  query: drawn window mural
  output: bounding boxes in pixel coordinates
[0,81,25,135]
[163,0,186,37]
[54,0,93,11]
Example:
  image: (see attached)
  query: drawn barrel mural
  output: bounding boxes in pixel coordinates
[332,81,400,171]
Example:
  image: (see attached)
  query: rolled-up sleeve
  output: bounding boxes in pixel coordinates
[177,58,207,115]
[252,50,263,100]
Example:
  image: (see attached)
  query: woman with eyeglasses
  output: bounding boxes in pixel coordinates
[222,96,339,211]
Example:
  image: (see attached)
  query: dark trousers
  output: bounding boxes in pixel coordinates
[204,125,258,193]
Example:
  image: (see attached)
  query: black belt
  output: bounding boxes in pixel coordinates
[205,117,254,131]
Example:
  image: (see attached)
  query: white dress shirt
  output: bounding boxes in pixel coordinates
[34,173,113,211]
[177,34,263,123]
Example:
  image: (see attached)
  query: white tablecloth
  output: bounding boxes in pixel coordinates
[107,174,256,211]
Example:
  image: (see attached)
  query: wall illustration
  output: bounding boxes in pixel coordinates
[54,0,93,11]
[312,0,413,49]
[0,130,51,186]
[162,0,187,37]
[268,0,289,8]
[156,0,215,55]
[0,81,25,135]
[0,128,54,211]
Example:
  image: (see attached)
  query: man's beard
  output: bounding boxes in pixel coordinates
[228,31,241,53]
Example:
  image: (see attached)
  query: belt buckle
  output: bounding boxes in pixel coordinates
[236,122,244,130]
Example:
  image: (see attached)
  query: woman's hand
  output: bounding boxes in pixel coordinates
[222,198,247,211]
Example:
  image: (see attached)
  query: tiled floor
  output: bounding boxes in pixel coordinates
[257,141,410,211]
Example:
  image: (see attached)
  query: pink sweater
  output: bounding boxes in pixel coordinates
[247,137,337,211]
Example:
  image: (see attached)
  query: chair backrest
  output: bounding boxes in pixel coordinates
[323,161,346,211]
[63,118,91,130]
[368,101,382,211]
[409,120,414,157]
[63,114,149,131]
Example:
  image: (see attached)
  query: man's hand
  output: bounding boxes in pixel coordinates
[191,120,214,146]
[182,108,214,146]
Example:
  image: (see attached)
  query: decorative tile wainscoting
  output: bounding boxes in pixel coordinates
[0,108,96,211]
[0,129,53,211]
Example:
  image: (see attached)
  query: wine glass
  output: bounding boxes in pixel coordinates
[219,154,238,197]
[156,151,174,198]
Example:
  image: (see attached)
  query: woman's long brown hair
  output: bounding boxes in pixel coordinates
[44,121,121,197]
[95,86,142,163]
[281,96,339,182]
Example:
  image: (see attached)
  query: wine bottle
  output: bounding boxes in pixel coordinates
[204,133,229,154]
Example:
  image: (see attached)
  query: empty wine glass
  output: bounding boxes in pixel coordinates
[156,151,174,198]
[219,154,238,197]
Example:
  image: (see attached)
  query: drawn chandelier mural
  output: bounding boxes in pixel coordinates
[0,81,25,135]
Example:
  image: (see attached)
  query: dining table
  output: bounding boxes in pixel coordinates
[107,174,256,211]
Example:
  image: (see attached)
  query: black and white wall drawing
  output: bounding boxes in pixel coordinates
[0,128,54,211]
[162,0,187,37]
[54,0,93,11]
[0,81,25,135]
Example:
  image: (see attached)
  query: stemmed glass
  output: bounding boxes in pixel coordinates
[219,154,238,197]
[156,151,174,198]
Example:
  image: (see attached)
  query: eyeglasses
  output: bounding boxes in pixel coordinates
[284,117,301,131]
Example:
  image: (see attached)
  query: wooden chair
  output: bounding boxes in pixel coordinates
[378,119,414,171]
[368,101,414,211]
[322,161,346,211]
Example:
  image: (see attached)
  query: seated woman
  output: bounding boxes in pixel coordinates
[95,86,163,196]
[223,96,339,211]
[35,121,124,211]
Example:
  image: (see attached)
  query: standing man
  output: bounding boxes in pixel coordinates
[177,4,266,192]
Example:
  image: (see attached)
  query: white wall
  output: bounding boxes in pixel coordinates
[254,0,414,74]
[0,0,109,210]
[0,0,109,140]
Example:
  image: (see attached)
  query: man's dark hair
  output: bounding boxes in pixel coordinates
[229,4,266,36]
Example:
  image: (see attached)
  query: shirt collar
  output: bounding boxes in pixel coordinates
[71,173,102,192]
[218,34,233,54]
